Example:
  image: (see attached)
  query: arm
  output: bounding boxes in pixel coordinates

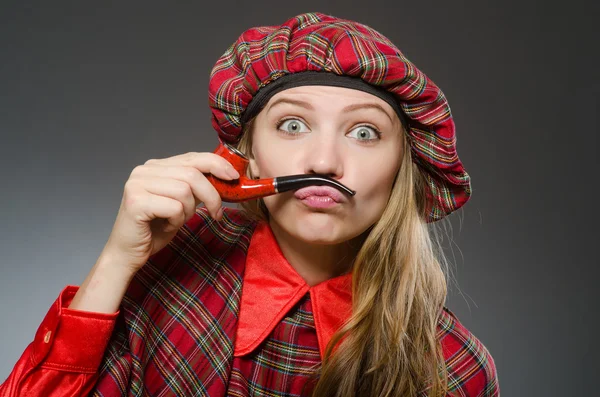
[1,208,239,396]
[0,286,119,397]
[0,252,136,397]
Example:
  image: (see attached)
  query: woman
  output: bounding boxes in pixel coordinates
[0,12,499,396]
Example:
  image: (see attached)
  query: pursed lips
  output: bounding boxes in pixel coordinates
[293,186,346,203]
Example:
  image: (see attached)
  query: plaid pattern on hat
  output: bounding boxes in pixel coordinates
[208,12,471,222]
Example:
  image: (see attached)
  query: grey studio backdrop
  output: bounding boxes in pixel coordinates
[1,1,598,396]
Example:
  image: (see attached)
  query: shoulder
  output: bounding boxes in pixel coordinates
[437,307,500,396]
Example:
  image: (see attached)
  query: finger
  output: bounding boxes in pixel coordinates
[134,177,197,222]
[126,190,186,233]
[132,165,224,217]
[142,175,223,220]
[145,152,240,180]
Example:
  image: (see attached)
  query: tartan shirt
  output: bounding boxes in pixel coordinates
[1,207,499,396]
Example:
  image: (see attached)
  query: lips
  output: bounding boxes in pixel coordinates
[293,186,346,203]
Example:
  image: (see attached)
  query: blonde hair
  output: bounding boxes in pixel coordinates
[236,117,450,396]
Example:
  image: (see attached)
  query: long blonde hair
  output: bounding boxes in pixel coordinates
[235,117,450,396]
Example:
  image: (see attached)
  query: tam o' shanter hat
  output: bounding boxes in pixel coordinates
[208,12,471,222]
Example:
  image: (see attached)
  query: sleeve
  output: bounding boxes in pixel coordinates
[0,285,119,397]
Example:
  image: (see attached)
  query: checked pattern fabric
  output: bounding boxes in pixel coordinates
[208,12,472,223]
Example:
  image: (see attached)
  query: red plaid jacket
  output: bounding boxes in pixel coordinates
[1,207,499,396]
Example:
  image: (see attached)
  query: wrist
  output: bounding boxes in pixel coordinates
[95,249,139,282]
[68,251,138,313]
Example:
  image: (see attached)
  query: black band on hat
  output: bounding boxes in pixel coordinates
[240,71,409,131]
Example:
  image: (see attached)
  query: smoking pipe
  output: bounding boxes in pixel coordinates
[204,141,356,203]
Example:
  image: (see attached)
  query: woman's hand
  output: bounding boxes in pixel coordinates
[101,152,240,276]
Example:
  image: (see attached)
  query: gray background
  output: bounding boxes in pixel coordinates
[1,1,598,395]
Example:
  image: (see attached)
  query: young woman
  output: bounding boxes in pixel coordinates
[0,12,499,396]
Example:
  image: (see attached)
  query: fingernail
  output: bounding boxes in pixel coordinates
[227,166,240,179]
[217,207,224,219]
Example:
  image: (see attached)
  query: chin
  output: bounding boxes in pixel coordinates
[296,215,345,244]
[266,197,373,244]
[274,208,356,245]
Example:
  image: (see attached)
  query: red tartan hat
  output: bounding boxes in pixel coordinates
[208,12,471,222]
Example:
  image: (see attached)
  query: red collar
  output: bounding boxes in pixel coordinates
[234,221,352,359]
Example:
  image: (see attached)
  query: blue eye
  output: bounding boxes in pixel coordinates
[277,118,310,134]
[347,125,380,141]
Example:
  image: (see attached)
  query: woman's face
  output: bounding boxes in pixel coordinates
[249,85,404,245]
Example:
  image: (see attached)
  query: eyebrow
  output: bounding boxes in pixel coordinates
[267,97,395,124]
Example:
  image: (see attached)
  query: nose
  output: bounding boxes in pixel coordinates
[303,133,344,179]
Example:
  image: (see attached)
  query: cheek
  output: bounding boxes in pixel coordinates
[351,158,401,222]
[252,134,281,178]
[356,158,400,201]
[254,157,278,178]
[360,180,394,220]
[252,140,296,178]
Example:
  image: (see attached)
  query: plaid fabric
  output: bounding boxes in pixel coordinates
[228,295,321,396]
[433,308,500,397]
[88,207,498,396]
[208,12,471,223]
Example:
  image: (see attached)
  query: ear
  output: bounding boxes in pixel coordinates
[248,156,260,179]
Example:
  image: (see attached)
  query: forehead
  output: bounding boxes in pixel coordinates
[262,85,400,127]
[268,85,389,104]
